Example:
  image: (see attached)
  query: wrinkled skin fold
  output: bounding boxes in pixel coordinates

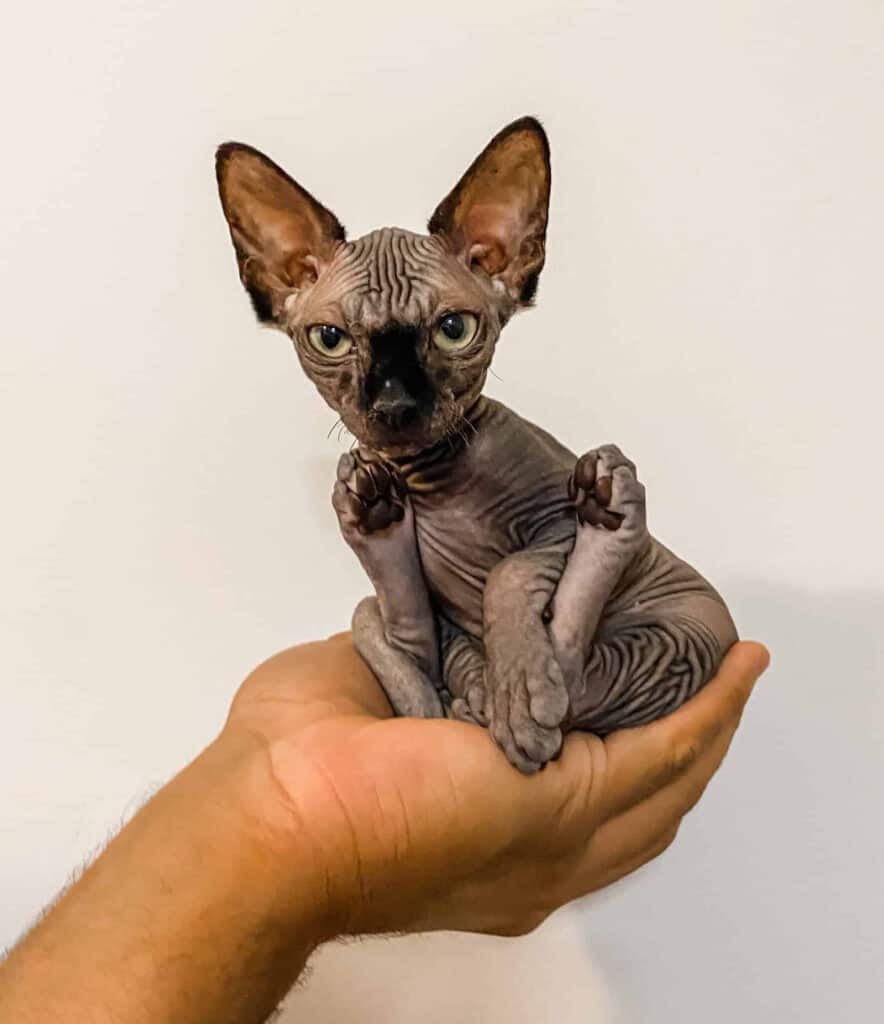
[216,116,738,772]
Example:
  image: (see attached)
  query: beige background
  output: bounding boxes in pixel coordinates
[2,1,883,1020]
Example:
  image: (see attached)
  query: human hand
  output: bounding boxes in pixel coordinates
[226,635,769,938]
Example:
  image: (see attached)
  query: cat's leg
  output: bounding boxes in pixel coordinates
[549,445,737,732]
[333,449,444,719]
[548,445,650,687]
[568,594,736,734]
[350,597,444,718]
[481,541,573,774]
[438,618,488,726]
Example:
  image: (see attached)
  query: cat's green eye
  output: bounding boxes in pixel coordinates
[432,312,478,353]
[308,324,352,358]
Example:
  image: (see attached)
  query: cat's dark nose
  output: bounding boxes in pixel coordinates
[371,377,418,428]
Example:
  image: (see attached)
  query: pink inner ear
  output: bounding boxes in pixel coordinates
[463,202,526,274]
[283,251,321,289]
[467,241,506,275]
[249,206,329,288]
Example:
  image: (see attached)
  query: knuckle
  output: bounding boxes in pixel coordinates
[492,910,548,937]
[667,737,703,780]
[682,777,711,816]
[651,823,681,861]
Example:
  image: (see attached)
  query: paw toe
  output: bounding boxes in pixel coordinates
[576,496,624,531]
[490,701,541,775]
[611,465,644,501]
[508,675,564,768]
[449,698,477,724]
[336,452,356,482]
[514,722,563,766]
[331,479,350,513]
[352,464,378,499]
[596,444,636,476]
[593,474,613,506]
[466,684,487,725]
[571,451,598,495]
[525,659,569,727]
[528,686,570,729]
[344,489,365,521]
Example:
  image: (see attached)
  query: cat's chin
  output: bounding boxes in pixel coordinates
[365,435,437,459]
[352,425,454,460]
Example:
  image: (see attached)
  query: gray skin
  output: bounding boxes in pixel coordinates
[215,117,737,773]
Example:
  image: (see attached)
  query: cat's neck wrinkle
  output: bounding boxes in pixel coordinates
[390,396,492,491]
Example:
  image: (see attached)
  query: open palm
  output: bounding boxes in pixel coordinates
[225,633,768,937]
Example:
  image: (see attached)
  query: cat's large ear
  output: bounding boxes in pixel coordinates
[215,143,345,323]
[428,116,550,305]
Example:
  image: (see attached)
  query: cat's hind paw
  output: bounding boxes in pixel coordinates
[568,444,647,549]
[333,449,408,537]
[486,625,570,774]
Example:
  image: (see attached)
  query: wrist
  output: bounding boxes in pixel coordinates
[224,721,461,940]
[0,730,337,1023]
[218,723,383,940]
[211,727,349,944]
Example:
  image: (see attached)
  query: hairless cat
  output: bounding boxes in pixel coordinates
[215,117,737,773]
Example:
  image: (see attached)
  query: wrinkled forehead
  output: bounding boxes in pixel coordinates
[307,227,476,332]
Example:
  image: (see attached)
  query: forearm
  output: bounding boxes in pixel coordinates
[0,732,333,1024]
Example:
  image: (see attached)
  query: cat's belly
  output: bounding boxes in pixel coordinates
[413,509,513,638]
[412,502,576,638]
[402,402,578,637]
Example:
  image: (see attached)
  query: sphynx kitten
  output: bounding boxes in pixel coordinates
[215,117,737,773]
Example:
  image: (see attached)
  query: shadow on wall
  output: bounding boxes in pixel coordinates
[721,578,884,744]
[579,580,884,1024]
[279,582,883,1024]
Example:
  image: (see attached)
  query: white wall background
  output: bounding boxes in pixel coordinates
[2,1,882,1020]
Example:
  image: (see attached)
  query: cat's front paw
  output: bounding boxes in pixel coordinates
[486,621,570,774]
[333,449,408,539]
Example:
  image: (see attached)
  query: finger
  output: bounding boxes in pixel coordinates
[582,822,680,896]
[573,712,742,896]
[593,640,769,823]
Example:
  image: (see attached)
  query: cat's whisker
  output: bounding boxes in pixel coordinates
[327,417,343,440]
